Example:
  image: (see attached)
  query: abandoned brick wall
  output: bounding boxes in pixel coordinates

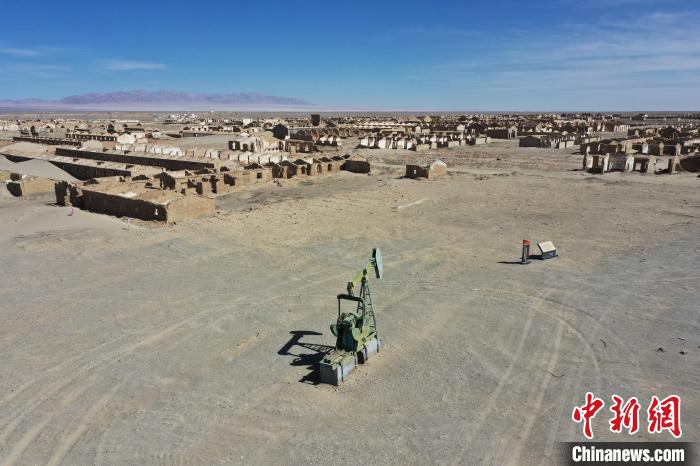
[196,179,213,196]
[81,189,167,221]
[13,136,81,146]
[249,168,272,181]
[405,164,426,179]
[238,171,257,184]
[590,155,607,173]
[306,162,321,175]
[222,172,238,187]
[55,181,70,205]
[271,164,292,179]
[647,144,664,156]
[165,196,216,223]
[679,155,700,172]
[6,176,56,197]
[69,184,84,206]
[318,159,342,173]
[65,133,117,142]
[55,148,216,171]
[223,171,256,186]
[427,165,447,179]
[486,129,506,139]
[667,156,681,174]
[51,160,132,180]
[208,176,226,195]
[5,182,22,197]
[342,159,371,174]
[405,164,446,179]
[663,144,681,156]
[519,136,545,148]
[293,163,309,177]
[157,173,179,190]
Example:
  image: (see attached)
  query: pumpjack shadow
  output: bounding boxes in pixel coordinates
[278,330,335,385]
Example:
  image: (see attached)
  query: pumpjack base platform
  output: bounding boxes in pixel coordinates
[320,352,356,385]
[319,337,380,385]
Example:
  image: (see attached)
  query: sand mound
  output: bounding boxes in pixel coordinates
[0,141,50,156]
[0,201,127,245]
[0,155,77,181]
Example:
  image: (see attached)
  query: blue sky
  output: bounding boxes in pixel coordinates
[1,0,698,110]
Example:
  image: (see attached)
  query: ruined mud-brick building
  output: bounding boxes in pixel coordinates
[405,159,447,179]
[228,134,281,153]
[55,180,84,206]
[520,134,575,149]
[49,156,162,180]
[282,139,315,154]
[667,156,682,174]
[54,148,227,173]
[269,160,295,179]
[465,134,492,145]
[271,124,340,145]
[242,163,273,181]
[155,166,268,195]
[65,132,118,143]
[603,122,630,133]
[679,155,700,172]
[585,154,657,174]
[485,125,518,140]
[13,136,82,147]
[317,156,343,173]
[271,159,312,178]
[5,173,56,197]
[57,178,215,222]
[341,154,371,174]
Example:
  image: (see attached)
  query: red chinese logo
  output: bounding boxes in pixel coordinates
[647,395,682,438]
[572,392,605,439]
[609,395,640,434]
[572,393,682,439]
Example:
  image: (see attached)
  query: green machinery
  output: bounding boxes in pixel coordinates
[320,248,383,385]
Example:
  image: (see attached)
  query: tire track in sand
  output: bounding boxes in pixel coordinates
[504,320,565,465]
[0,263,341,464]
[456,289,542,462]
[45,382,124,466]
[0,246,438,465]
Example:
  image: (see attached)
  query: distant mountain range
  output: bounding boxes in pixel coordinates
[0,90,313,110]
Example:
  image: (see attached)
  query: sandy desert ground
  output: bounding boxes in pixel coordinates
[0,145,698,464]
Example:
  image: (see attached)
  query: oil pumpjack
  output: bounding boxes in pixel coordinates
[319,248,383,385]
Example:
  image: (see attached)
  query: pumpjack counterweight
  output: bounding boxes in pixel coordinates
[319,248,383,385]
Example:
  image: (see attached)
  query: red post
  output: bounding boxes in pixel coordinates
[521,240,531,264]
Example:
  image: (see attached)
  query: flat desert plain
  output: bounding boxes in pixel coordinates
[0,148,698,464]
